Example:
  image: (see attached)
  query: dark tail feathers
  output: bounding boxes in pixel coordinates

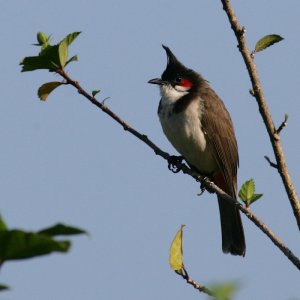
[218,196,246,256]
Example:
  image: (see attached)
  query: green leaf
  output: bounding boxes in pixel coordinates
[38,223,87,236]
[62,32,81,46]
[21,32,80,72]
[239,179,254,201]
[0,229,70,261]
[210,282,238,300]
[37,32,49,46]
[92,90,101,97]
[255,34,284,53]
[0,215,7,231]
[169,225,185,272]
[38,82,62,101]
[65,55,78,66]
[20,55,53,72]
[239,179,263,207]
[20,43,62,72]
[251,193,263,204]
[39,44,61,69]
[58,41,68,68]
[0,284,10,291]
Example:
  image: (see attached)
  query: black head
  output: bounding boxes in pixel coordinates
[148,45,203,90]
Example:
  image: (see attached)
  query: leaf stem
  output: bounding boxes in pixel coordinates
[180,266,215,297]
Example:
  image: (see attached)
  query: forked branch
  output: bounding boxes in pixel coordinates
[221,0,300,229]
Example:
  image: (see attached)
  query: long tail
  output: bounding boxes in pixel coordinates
[213,173,246,256]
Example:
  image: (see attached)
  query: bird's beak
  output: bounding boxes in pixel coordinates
[148,78,164,85]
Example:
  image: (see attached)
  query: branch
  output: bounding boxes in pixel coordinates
[56,69,170,161]
[211,181,300,270]
[179,266,215,297]
[220,0,300,230]
[55,69,300,270]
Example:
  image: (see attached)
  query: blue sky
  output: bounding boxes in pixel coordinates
[1,0,300,299]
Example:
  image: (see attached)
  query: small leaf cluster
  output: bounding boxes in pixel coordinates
[0,215,86,292]
[20,32,80,100]
[238,179,263,207]
[20,31,80,72]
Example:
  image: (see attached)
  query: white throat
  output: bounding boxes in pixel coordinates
[160,84,190,105]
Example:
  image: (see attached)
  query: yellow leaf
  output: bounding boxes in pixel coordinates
[169,225,185,272]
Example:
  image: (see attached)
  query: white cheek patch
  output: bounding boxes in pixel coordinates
[174,85,191,92]
[160,84,189,104]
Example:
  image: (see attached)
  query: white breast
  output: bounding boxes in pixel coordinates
[158,86,218,175]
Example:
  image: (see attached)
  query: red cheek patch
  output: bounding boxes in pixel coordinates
[179,79,193,88]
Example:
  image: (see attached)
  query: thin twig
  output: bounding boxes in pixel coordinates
[54,68,300,270]
[220,0,300,230]
[276,114,289,135]
[178,266,215,297]
[264,156,278,169]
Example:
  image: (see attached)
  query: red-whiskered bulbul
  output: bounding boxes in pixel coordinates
[148,45,245,256]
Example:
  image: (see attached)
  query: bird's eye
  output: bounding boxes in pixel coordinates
[174,75,182,84]
[174,76,193,88]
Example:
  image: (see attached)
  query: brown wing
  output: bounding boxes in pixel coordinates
[200,84,245,256]
[200,84,239,198]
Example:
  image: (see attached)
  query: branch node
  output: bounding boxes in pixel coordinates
[249,89,255,97]
[250,50,256,59]
[239,26,246,36]
[276,114,288,135]
[273,132,280,141]
[264,155,278,169]
[101,97,110,104]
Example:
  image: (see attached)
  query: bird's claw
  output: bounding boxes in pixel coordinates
[168,155,184,173]
[198,177,214,196]
[198,177,215,196]
[198,177,208,196]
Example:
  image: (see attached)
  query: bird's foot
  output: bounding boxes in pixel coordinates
[168,155,184,173]
[198,177,214,196]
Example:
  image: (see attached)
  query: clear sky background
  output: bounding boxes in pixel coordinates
[1,1,300,299]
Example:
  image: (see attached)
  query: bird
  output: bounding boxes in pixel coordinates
[148,45,245,256]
